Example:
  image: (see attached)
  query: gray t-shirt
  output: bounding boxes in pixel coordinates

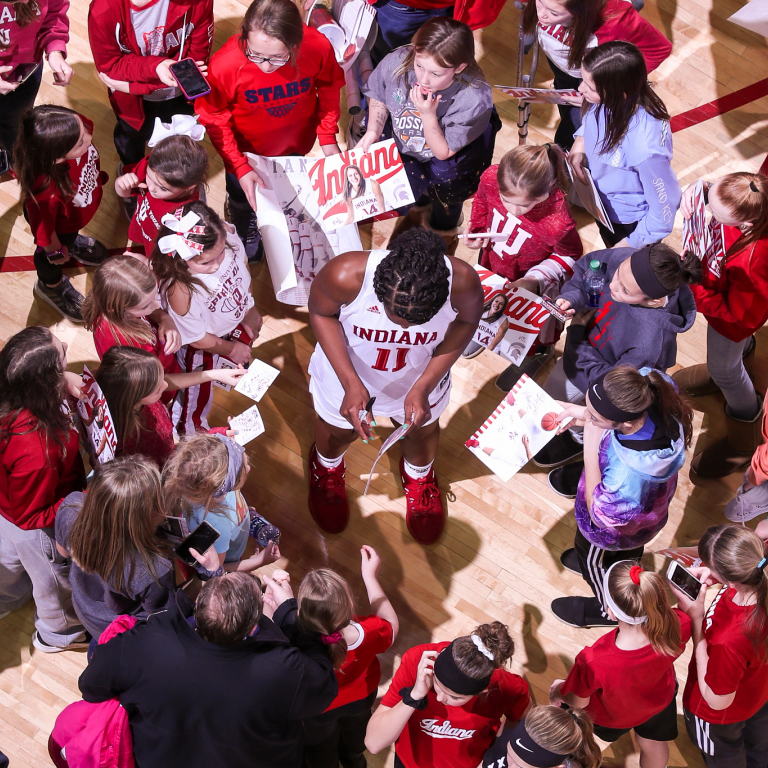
[55,492,175,638]
[362,47,494,161]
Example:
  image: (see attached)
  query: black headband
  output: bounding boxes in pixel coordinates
[588,370,645,423]
[629,246,669,300]
[433,641,492,696]
[506,719,569,767]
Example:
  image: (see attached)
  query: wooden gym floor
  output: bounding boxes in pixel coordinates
[1,0,768,765]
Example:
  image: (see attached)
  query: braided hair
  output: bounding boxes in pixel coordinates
[373,229,450,324]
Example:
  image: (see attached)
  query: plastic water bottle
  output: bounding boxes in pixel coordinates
[249,509,281,546]
[583,259,606,308]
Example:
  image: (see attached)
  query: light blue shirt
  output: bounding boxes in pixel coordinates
[188,490,249,563]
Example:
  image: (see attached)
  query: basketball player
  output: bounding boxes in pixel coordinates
[307,229,484,544]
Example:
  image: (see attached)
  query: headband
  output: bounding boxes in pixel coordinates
[147,114,206,147]
[629,246,670,300]
[212,434,245,499]
[603,561,647,625]
[158,211,206,260]
[433,641,492,696]
[588,370,645,423]
[505,718,569,768]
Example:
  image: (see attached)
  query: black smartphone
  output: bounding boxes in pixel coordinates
[175,520,221,566]
[169,58,211,100]
[160,515,189,540]
[667,561,703,601]
[7,62,39,83]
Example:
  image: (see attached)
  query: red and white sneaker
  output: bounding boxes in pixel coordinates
[399,458,445,545]
[308,444,349,534]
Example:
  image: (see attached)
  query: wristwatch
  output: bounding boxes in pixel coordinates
[400,686,429,710]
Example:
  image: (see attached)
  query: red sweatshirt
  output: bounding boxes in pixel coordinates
[0,410,85,531]
[469,166,583,282]
[88,0,214,130]
[0,0,69,67]
[195,31,344,180]
[24,116,107,248]
[690,225,768,343]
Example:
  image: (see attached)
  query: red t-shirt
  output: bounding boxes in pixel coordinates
[683,586,768,725]
[561,609,691,729]
[24,116,107,247]
[119,400,175,470]
[125,157,200,250]
[327,614,394,711]
[469,167,583,282]
[380,641,530,768]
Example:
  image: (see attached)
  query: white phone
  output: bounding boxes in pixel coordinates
[667,560,703,600]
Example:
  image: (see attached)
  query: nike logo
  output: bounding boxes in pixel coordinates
[516,739,533,753]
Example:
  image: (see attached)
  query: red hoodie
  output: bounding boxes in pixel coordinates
[195,30,344,180]
[0,0,69,68]
[87,0,214,130]
[690,224,768,343]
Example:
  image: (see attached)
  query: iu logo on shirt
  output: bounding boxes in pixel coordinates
[488,209,533,259]
[420,719,477,740]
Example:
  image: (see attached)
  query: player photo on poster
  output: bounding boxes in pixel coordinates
[681,178,710,259]
[76,365,117,465]
[248,153,362,306]
[465,374,571,482]
[307,139,415,229]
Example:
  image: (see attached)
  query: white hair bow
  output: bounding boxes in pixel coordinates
[471,634,494,660]
[147,114,206,148]
[158,211,206,260]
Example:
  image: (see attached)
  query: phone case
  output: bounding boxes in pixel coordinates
[169,60,211,100]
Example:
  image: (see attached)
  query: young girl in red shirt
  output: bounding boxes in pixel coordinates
[551,561,691,768]
[15,105,110,322]
[0,327,88,652]
[195,0,344,260]
[672,524,768,768]
[674,172,768,479]
[365,621,530,768]
[464,142,583,390]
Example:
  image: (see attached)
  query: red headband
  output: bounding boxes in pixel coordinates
[629,565,643,585]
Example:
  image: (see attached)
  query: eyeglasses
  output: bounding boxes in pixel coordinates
[245,48,290,66]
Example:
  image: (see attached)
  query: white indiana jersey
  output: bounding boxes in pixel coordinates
[351,192,381,219]
[309,249,457,417]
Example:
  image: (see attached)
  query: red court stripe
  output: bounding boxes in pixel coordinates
[671,77,768,133]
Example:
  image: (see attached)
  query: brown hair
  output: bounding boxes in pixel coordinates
[82,256,158,347]
[714,173,768,257]
[699,525,768,654]
[151,200,225,299]
[148,135,209,193]
[298,569,355,669]
[602,365,694,447]
[0,0,40,48]
[393,17,485,87]
[497,143,570,200]
[14,105,85,201]
[647,243,702,293]
[95,347,164,449]
[67,456,171,593]
[522,0,606,72]
[607,561,682,657]
[452,621,514,680]
[195,572,263,646]
[525,706,602,768]
[581,41,670,155]
[239,0,304,65]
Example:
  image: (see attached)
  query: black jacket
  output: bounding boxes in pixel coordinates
[78,596,338,768]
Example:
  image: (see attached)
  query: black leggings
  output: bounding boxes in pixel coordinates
[0,63,43,165]
[34,232,78,285]
[547,58,582,151]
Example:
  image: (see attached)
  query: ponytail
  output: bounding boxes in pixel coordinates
[497,143,569,200]
[650,243,702,291]
[714,172,768,257]
[452,621,514,680]
[699,525,768,655]
[607,561,682,657]
[525,705,602,768]
[602,365,694,447]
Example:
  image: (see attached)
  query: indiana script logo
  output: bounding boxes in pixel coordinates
[419,719,476,740]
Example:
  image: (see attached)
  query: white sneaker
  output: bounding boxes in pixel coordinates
[32,630,91,653]
[724,476,768,523]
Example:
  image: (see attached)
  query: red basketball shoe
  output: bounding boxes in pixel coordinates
[308,444,349,534]
[399,458,445,545]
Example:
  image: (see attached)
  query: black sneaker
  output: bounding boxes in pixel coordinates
[533,431,583,468]
[226,195,263,262]
[34,277,84,322]
[551,596,618,628]
[495,346,554,392]
[32,629,93,653]
[559,547,581,575]
[547,461,585,498]
[70,234,110,266]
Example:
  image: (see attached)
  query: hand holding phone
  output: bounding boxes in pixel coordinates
[169,58,211,100]
[667,561,703,601]
[175,520,221,566]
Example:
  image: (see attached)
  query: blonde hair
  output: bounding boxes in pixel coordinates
[526,706,602,768]
[715,172,768,257]
[82,256,158,347]
[497,144,569,200]
[298,569,354,669]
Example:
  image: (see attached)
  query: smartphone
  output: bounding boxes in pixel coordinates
[175,520,221,566]
[7,62,39,84]
[169,58,211,100]
[160,515,189,540]
[667,561,703,601]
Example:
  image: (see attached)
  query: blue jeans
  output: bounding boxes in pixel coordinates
[372,0,453,65]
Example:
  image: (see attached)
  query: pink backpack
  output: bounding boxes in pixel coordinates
[48,616,138,768]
